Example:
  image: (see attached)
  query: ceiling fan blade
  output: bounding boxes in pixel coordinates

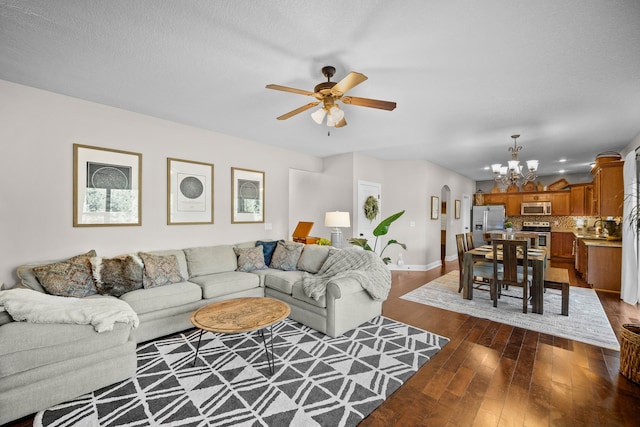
[276,102,320,120]
[342,96,397,111]
[334,117,347,128]
[266,84,314,96]
[332,72,368,95]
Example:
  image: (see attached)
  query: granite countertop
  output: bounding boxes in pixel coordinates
[583,239,622,248]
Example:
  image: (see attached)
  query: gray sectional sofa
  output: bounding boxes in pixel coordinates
[0,240,386,425]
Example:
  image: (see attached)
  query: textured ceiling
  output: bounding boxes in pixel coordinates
[1,0,639,180]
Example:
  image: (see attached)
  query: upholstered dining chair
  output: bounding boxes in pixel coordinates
[491,239,532,313]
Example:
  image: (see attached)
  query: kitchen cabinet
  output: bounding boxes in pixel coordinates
[585,243,622,292]
[521,193,551,202]
[482,193,521,216]
[575,237,588,275]
[551,232,574,260]
[551,192,571,216]
[592,160,624,217]
[570,183,593,216]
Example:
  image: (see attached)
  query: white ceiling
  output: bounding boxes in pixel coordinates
[1,0,639,180]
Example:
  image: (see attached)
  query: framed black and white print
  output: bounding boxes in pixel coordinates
[167,158,214,225]
[73,144,142,226]
[231,167,264,223]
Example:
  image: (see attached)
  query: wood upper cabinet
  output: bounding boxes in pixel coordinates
[592,160,624,217]
[482,193,521,216]
[521,193,551,202]
[570,183,593,216]
[551,191,571,215]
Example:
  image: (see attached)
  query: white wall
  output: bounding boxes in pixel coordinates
[0,79,476,287]
[0,80,322,286]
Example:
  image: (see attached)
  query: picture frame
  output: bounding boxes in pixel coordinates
[73,144,142,227]
[167,158,214,225]
[231,167,264,223]
[430,196,439,220]
[454,199,461,219]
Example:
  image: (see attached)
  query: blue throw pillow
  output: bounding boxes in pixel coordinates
[256,240,283,266]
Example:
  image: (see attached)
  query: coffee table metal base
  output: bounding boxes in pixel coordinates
[192,325,278,375]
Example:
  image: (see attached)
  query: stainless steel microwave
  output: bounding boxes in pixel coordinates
[521,202,552,215]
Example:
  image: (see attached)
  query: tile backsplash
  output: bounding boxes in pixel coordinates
[505,216,600,231]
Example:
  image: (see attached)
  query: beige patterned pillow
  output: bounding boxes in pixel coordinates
[270,241,304,271]
[138,252,185,288]
[234,246,267,272]
[91,255,143,296]
[33,250,98,297]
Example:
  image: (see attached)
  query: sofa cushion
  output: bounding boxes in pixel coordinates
[119,281,202,314]
[32,250,98,297]
[270,241,304,271]
[184,245,237,277]
[234,246,267,272]
[0,322,131,377]
[91,255,143,296]
[297,245,333,273]
[255,240,283,265]
[188,271,260,299]
[138,252,185,288]
[292,281,327,308]
[263,270,305,295]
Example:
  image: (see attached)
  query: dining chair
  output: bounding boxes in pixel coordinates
[457,233,494,293]
[491,239,532,313]
[465,232,475,251]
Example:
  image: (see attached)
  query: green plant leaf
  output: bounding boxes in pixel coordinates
[373,210,405,237]
[347,238,372,251]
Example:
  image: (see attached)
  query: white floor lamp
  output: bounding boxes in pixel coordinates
[325,211,351,248]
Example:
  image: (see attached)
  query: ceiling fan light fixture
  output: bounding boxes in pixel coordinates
[310,108,326,124]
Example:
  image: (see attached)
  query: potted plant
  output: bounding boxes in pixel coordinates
[504,221,513,232]
[348,210,407,264]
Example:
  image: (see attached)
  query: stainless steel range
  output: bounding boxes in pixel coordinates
[522,221,551,254]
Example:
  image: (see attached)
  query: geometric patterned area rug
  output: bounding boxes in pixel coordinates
[35,316,449,427]
[401,271,620,351]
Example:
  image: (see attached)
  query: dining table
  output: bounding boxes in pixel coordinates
[461,244,548,314]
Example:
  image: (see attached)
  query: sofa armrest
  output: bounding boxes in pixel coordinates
[326,277,366,299]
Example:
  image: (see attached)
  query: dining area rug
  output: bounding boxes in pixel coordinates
[34,316,449,427]
[401,270,619,351]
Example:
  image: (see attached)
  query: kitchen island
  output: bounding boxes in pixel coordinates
[573,230,622,292]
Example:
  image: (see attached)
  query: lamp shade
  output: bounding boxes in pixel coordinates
[325,211,350,228]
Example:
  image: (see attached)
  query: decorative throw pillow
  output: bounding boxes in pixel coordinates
[234,246,268,272]
[256,240,283,265]
[91,255,143,297]
[269,241,304,271]
[33,250,98,297]
[138,252,184,289]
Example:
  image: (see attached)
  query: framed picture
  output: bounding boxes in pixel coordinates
[167,158,214,225]
[73,144,142,227]
[430,196,439,220]
[454,199,461,219]
[231,167,264,223]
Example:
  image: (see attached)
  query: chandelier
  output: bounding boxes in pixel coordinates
[491,134,539,187]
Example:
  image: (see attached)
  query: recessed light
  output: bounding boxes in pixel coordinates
[559,158,567,163]
[559,169,566,173]
[483,166,490,170]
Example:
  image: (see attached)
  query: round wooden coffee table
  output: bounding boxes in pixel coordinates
[190,297,290,374]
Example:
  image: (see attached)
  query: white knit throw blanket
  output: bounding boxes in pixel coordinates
[303,248,391,301]
[0,288,139,333]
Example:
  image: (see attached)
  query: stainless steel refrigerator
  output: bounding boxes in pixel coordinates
[472,205,506,245]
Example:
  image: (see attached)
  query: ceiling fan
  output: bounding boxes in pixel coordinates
[266,66,396,128]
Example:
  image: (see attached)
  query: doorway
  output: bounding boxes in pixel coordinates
[357,180,381,249]
[440,185,451,266]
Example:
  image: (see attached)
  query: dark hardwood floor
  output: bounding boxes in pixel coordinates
[362,260,640,427]
[5,260,640,427]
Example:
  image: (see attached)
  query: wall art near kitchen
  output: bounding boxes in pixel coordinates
[430,196,439,220]
[73,144,142,227]
[167,158,214,225]
[454,199,461,219]
[231,167,264,223]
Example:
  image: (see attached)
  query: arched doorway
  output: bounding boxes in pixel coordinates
[440,185,451,266]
